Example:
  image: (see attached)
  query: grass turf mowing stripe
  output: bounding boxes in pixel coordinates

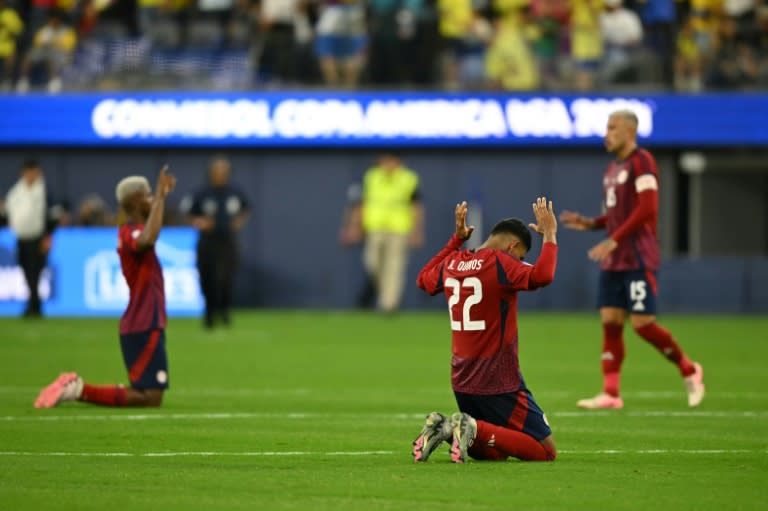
[1,410,767,422]
[0,449,764,457]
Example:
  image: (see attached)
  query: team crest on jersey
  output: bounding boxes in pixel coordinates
[616,169,629,184]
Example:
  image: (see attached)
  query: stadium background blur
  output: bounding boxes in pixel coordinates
[0,0,767,316]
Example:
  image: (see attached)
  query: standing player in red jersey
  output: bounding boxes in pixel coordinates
[560,110,705,410]
[412,197,558,464]
[34,166,176,408]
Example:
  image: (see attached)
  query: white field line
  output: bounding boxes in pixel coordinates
[0,449,763,458]
[2,387,768,399]
[1,410,767,422]
[553,411,768,418]
[0,450,393,458]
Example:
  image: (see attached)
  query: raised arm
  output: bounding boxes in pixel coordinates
[416,201,473,295]
[527,197,558,287]
[137,166,175,250]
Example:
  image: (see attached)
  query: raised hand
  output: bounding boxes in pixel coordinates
[529,197,557,241]
[455,201,475,240]
[559,210,592,231]
[155,165,176,199]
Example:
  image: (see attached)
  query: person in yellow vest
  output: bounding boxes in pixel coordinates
[340,153,425,313]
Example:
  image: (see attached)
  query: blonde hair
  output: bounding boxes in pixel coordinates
[115,176,150,206]
[609,109,639,130]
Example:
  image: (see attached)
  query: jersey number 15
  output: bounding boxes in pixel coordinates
[445,277,486,331]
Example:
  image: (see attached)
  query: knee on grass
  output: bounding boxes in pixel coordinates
[128,388,164,407]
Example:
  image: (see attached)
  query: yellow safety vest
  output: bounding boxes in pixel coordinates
[361,166,419,234]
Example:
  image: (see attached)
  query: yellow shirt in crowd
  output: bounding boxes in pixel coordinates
[437,0,473,38]
[0,7,23,58]
[34,24,77,52]
[571,0,603,61]
[486,20,539,91]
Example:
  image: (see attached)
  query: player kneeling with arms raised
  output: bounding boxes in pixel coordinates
[34,167,176,408]
[413,198,558,463]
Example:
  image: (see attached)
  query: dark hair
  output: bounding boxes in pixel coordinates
[490,218,532,251]
[22,158,41,170]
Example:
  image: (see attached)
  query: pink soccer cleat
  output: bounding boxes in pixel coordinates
[449,412,477,464]
[684,362,705,407]
[34,372,83,408]
[412,412,452,462]
[576,392,624,410]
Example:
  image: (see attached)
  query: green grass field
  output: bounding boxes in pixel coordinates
[0,311,766,510]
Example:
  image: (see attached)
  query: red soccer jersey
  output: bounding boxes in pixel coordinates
[417,235,557,395]
[117,223,166,335]
[601,147,660,271]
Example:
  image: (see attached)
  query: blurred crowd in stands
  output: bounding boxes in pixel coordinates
[1,0,767,93]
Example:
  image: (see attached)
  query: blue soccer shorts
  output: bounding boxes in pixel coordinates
[454,388,552,441]
[119,329,169,390]
[598,269,658,315]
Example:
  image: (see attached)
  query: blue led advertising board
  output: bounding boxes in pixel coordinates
[1,92,766,147]
[0,228,203,317]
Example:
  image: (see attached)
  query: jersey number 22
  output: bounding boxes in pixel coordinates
[445,277,486,331]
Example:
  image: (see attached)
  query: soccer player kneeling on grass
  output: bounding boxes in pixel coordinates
[413,198,558,463]
[34,167,176,408]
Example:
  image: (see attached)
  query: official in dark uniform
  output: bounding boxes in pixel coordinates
[184,156,250,329]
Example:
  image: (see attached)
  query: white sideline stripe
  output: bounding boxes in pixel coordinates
[0,450,394,458]
[554,411,768,418]
[0,449,763,458]
[557,449,765,455]
[2,410,767,422]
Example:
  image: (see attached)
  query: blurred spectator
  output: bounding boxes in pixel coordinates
[599,0,643,85]
[688,0,721,64]
[723,0,760,45]
[637,0,676,87]
[27,0,59,40]
[409,0,440,85]
[16,8,77,93]
[485,14,540,90]
[256,0,305,85]
[451,6,493,89]
[570,0,603,91]
[759,5,768,82]
[527,0,569,90]
[367,0,423,86]
[77,193,113,226]
[0,0,23,90]
[436,0,473,90]
[196,0,234,47]
[137,0,177,41]
[707,14,759,89]
[313,0,367,88]
[675,15,704,91]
